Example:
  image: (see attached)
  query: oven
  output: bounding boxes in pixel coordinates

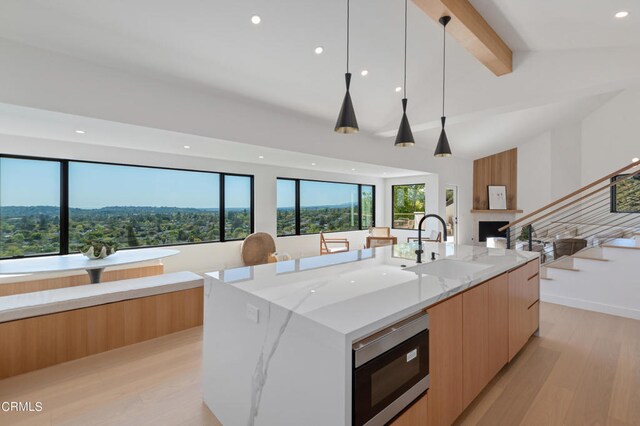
[352,312,429,426]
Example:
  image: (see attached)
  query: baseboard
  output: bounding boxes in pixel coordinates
[540,292,640,320]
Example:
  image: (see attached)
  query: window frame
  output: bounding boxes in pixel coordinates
[391,183,426,230]
[276,177,375,237]
[0,153,254,259]
[610,174,640,214]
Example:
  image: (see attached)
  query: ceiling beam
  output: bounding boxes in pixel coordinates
[412,0,513,76]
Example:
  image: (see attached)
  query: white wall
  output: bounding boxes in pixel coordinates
[516,88,640,218]
[550,123,582,199]
[517,133,552,216]
[0,134,384,274]
[542,247,640,320]
[581,88,640,184]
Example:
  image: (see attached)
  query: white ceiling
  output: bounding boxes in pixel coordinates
[0,0,638,160]
[472,0,640,51]
[0,102,422,178]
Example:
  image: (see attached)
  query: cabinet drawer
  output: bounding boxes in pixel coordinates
[527,301,540,336]
[524,259,539,279]
[524,273,540,308]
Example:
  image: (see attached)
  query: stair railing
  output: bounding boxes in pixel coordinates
[499,160,640,263]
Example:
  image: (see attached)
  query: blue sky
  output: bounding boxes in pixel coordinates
[277,179,360,208]
[1,158,60,206]
[0,158,251,209]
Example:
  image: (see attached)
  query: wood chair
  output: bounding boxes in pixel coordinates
[241,232,276,266]
[320,232,350,255]
[369,227,391,237]
[366,236,397,248]
[553,238,587,259]
[407,231,442,243]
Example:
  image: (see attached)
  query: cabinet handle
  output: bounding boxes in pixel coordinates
[527,273,538,281]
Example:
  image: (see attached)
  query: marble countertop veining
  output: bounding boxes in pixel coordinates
[205,243,538,341]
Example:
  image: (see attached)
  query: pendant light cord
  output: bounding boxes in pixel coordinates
[403,0,408,98]
[442,20,446,116]
[346,0,350,73]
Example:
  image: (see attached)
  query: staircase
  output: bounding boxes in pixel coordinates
[500,161,640,319]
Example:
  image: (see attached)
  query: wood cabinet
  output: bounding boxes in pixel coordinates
[508,259,540,360]
[389,392,428,426]
[462,274,508,407]
[419,261,539,426]
[427,294,463,426]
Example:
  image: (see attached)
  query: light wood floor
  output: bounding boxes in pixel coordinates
[1,302,640,426]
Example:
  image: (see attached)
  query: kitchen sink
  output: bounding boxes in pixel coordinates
[406,259,492,280]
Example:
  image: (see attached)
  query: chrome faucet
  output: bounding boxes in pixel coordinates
[415,214,448,263]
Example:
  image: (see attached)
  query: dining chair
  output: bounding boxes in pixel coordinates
[320,232,350,255]
[369,227,391,237]
[367,236,397,248]
[241,232,277,266]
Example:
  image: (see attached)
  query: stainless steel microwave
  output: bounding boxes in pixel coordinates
[352,312,429,426]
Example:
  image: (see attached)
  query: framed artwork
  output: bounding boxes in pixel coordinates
[488,185,507,210]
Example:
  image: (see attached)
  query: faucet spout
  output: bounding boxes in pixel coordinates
[415,214,448,263]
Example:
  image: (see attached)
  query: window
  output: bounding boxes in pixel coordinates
[0,157,61,258]
[69,162,222,250]
[392,184,425,229]
[0,154,254,259]
[611,174,640,213]
[277,179,296,236]
[277,178,375,236]
[361,185,374,229]
[224,175,252,240]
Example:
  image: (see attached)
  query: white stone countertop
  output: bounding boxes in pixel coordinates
[206,242,538,341]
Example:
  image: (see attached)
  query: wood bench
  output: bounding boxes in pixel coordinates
[0,271,204,379]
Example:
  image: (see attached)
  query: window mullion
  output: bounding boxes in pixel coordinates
[60,160,69,255]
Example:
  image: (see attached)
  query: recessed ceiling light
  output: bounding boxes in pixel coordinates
[183,145,191,149]
[258,155,264,159]
[633,157,639,162]
[360,70,369,76]
[351,168,356,171]
[350,280,356,284]
[615,11,629,18]
[251,15,261,24]
[75,130,85,134]
[311,162,316,166]
[315,46,324,55]
[395,86,402,92]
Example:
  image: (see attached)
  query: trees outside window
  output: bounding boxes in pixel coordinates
[392,184,425,229]
[277,178,375,235]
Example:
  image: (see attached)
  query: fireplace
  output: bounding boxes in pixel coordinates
[478,221,509,242]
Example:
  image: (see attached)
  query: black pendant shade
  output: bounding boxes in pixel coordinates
[434,116,452,157]
[434,15,453,157]
[335,0,358,134]
[394,0,414,148]
[395,98,415,147]
[335,73,359,134]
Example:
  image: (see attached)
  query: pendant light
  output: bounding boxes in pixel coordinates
[335,0,359,134]
[395,0,415,147]
[434,16,452,157]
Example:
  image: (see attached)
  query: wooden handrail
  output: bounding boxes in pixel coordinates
[499,160,640,232]
[500,168,640,232]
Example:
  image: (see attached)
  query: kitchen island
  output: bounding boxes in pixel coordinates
[203,243,539,426]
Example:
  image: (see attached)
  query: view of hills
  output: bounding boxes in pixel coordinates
[0,205,250,258]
